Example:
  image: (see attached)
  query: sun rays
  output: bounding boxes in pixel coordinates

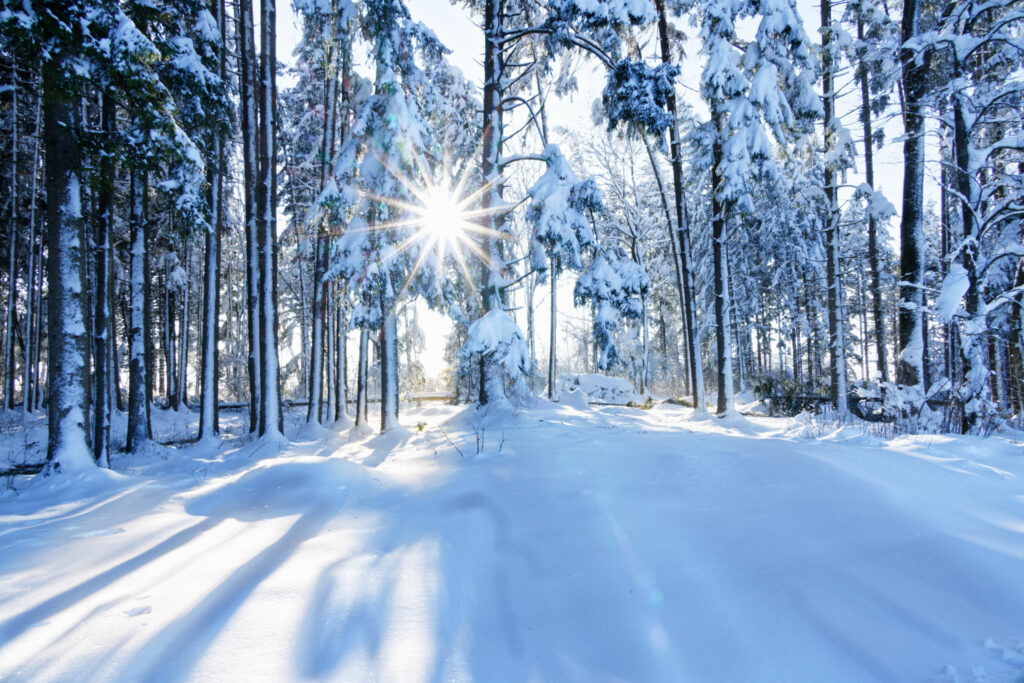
[340,147,514,303]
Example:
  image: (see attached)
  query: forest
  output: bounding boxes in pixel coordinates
[0,0,1023,679]
[0,0,1022,469]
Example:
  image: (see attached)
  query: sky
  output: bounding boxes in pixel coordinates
[273,0,930,383]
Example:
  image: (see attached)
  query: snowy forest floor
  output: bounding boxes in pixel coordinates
[1,402,1024,682]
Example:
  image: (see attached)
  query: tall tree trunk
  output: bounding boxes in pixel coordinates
[200,0,226,439]
[23,93,41,415]
[126,170,151,451]
[896,0,927,394]
[165,266,177,410]
[335,301,348,420]
[92,92,115,467]
[32,210,44,412]
[43,70,91,470]
[5,59,19,411]
[953,90,989,432]
[478,0,506,405]
[355,327,368,427]
[655,0,704,412]
[257,0,283,436]
[858,19,889,384]
[200,138,222,436]
[380,309,398,431]
[642,137,687,396]
[307,48,338,425]
[822,0,848,415]
[548,260,557,398]
[239,0,261,432]
[178,246,190,408]
[711,110,734,415]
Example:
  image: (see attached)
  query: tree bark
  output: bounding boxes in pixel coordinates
[896,0,927,392]
[200,0,226,439]
[548,260,557,398]
[23,92,41,415]
[43,71,91,469]
[655,0,704,411]
[126,170,152,451]
[822,0,848,415]
[257,0,283,436]
[239,0,261,432]
[5,59,18,411]
[380,310,398,431]
[355,327,368,426]
[478,0,507,405]
[711,110,734,415]
[92,92,115,467]
[858,18,889,384]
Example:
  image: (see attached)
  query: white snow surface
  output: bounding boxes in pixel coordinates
[556,373,642,404]
[2,404,1024,682]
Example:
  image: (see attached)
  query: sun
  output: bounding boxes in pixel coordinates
[419,184,469,245]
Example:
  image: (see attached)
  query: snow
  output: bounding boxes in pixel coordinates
[556,373,642,404]
[938,263,970,323]
[2,405,1024,681]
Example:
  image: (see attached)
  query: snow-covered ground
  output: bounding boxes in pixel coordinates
[1,403,1023,682]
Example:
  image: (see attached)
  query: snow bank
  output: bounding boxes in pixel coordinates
[555,373,642,404]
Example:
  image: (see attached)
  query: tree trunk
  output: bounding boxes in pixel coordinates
[165,265,177,410]
[43,73,91,470]
[178,246,190,408]
[335,302,348,420]
[355,327,368,427]
[200,0,226,439]
[641,137,689,398]
[23,94,41,415]
[380,310,398,431]
[478,0,506,405]
[711,111,734,415]
[822,0,848,416]
[953,90,989,432]
[126,170,151,451]
[239,0,261,432]
[655,0,704,412]
[307,49,338,425]
[896,0,927,393]
[858,19,889,384]
[548,260,557,398]
[257,0,283,436]
[200,139,222,436]
[92,92,114,467]
[5,59,18,411]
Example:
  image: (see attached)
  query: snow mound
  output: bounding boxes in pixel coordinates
[556,373,641,404]
[560,387,591,410]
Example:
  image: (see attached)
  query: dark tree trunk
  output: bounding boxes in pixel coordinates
[43,69,91,469]
[896,0,927,390]
[822,0,848,414]
[355,327,368,426]
[655,0,704,411]
[199,0,226,439]
[23,94,41,415]
[239,0,261,432]
[711,111,734,415]
[858,18,889,384]
[4,59,18,411]
[257,0,283,436]
[126,170,152,451]
[92,92,115,466]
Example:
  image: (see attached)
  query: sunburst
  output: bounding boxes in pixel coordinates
[353,147,516,302]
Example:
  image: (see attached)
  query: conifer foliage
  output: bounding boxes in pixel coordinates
[0,0,1022,478]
